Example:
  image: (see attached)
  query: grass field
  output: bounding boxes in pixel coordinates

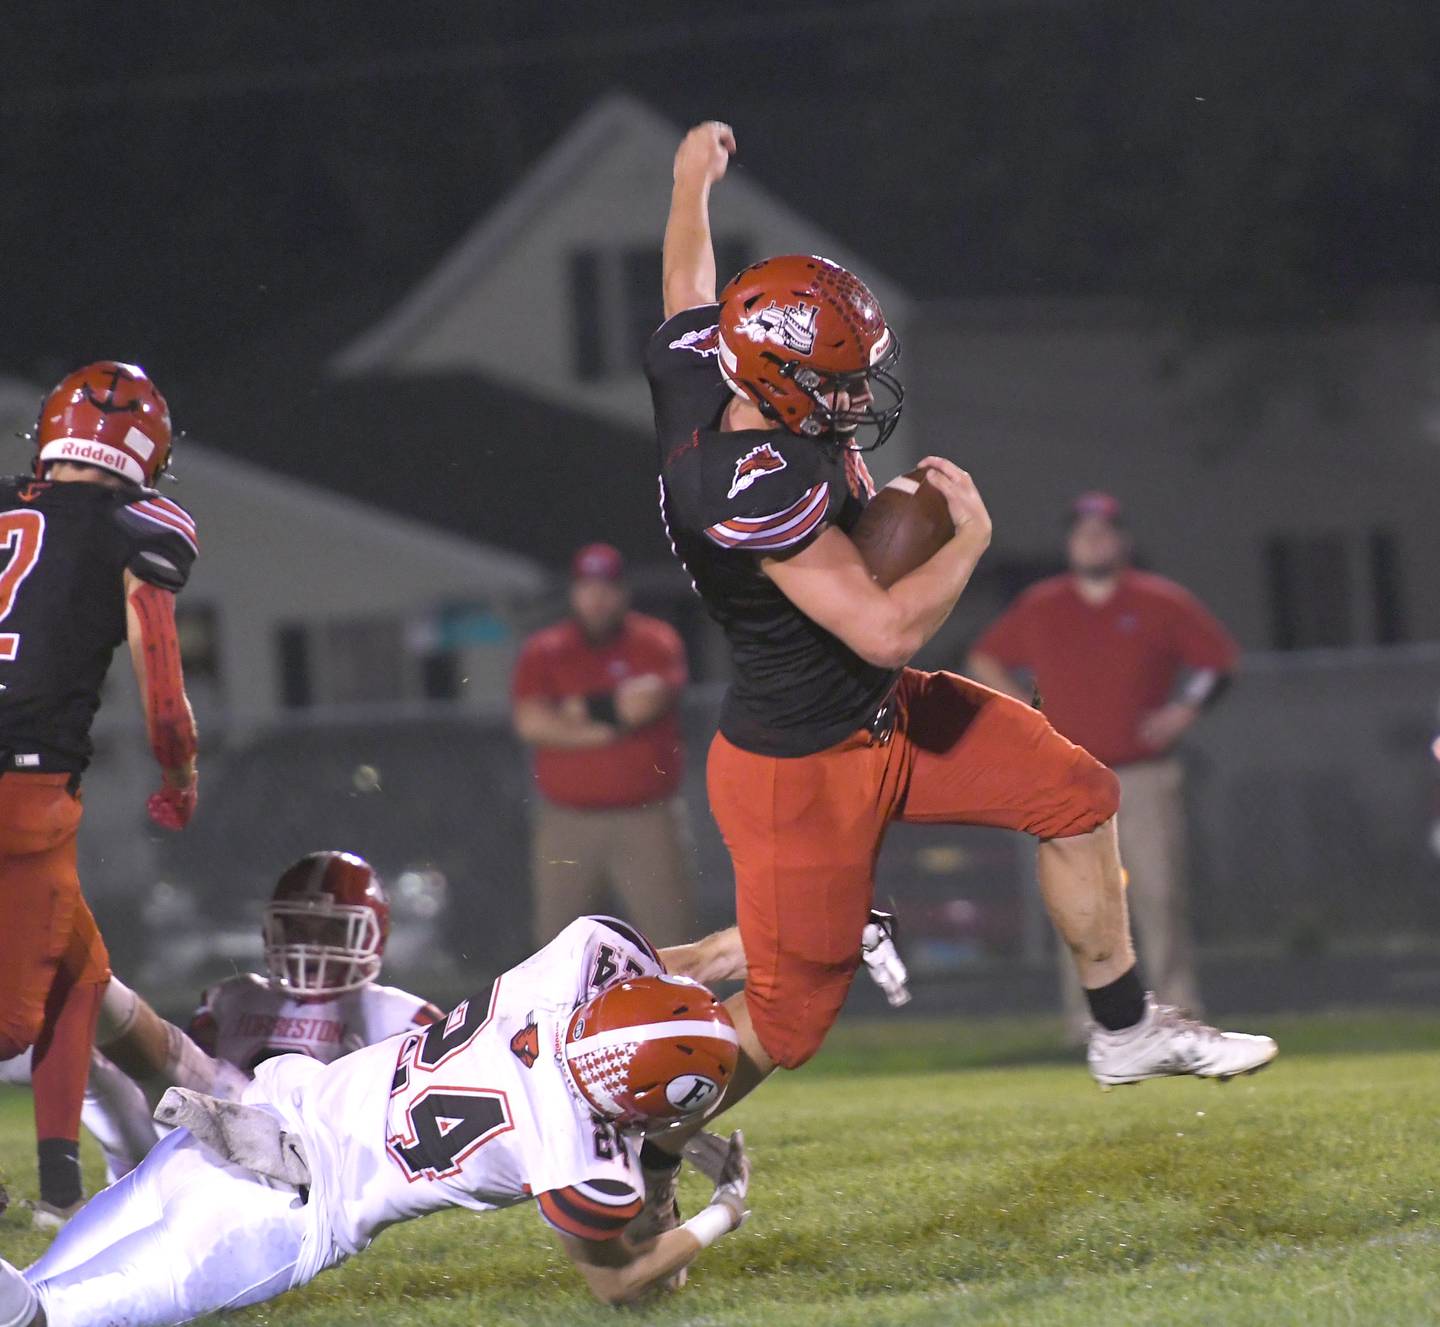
[3,1011,1438,1326]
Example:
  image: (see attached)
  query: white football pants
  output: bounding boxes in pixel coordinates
[27,1127,335,1327]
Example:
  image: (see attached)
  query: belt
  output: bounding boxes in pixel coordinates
[0,748,82,794]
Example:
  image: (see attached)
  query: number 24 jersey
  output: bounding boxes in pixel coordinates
[247,916,661,1258]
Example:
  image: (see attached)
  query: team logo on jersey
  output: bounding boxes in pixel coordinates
[664,1074,720,1112]
[669,323,720,357]
[734,300,819,356]
[16,483,47,503]
[510,1021,540,1069]
[727,442,788,499]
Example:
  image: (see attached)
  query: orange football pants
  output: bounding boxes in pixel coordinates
[0,774,109,1059]
[708,669,1119,1069]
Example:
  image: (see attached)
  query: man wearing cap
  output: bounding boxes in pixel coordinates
[512,544,694,947]
[968,493,1238,1032]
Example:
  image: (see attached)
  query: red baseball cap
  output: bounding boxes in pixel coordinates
[571,542,625,582]
[1068,491,1125,526]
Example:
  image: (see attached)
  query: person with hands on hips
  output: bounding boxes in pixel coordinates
[968,490,1239,1029]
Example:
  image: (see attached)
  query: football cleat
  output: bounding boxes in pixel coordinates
[29,1196,84,1232]
[1087,998,1278,1087]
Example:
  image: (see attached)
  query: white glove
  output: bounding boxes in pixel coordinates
[862,909,911,1007]
[708,1130,750,1231]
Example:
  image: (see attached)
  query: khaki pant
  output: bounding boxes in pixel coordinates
[532,797,695,949]
[1060,756,1202,1036]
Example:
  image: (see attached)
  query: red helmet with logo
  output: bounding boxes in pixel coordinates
[35,361,173,486]
[562,975,738,1127]
[717,254,903,451]
[262,851,390,997]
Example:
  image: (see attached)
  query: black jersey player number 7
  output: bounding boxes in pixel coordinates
[0,510,46,661]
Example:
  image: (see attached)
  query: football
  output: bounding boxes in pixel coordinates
[849,467,954,587]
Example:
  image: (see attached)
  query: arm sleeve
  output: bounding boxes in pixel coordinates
[115,494,198,592]
[973,600,1033,669]
[537,1178,645,1242]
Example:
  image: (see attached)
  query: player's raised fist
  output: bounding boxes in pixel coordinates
[918,456,992,545]
[674,121,736,188]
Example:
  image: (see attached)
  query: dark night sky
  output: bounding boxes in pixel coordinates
[3,1,1437,449]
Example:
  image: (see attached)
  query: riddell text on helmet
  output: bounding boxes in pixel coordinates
[54,439,139,476]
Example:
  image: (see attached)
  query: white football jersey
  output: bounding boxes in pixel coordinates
[247,916,662,1257]
[192,973,442,1074]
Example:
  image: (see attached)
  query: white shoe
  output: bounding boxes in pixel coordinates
[0,1256,37,1327]
[29,1197,83,1233]
[1087,998,1278,1087]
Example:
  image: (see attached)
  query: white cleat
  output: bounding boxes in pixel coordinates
[0,1256,37,1327]
[1087,998,1278,1087]
[29,1197,83,1233]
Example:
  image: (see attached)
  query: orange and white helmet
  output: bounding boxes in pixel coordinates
[562,975,738,1126]
[717,254,903,451]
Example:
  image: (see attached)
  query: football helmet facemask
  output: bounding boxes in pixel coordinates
[262,851,390,998]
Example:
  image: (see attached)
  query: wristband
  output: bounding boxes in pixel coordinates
[681,1203,733,1249]
[584,693,620,725]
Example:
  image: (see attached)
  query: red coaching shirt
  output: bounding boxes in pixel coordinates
[512,612,687,810]
[974,570,1238,768]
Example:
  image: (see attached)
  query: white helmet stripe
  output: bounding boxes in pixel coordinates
[567,1019,739,1059]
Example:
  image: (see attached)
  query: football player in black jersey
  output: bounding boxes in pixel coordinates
[0,362,199,1226]
[636,122,1277,1220]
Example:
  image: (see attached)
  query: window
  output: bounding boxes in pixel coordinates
[1265,532,1351,650]
[569,236,752,381]
[1265,529,1409,651]
[1368,528,1407,645]
[276,618,406,708]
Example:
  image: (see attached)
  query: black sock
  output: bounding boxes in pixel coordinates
[38,1138,82,1208]
[1085,965,1146,1032]
[639,1139,681,1173]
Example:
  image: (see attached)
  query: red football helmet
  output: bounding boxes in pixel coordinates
[717,254,903,451]
[35,361,173,485]
[262,851,390,997]
[562,975,738,1127]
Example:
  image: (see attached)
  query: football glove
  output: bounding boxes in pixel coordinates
[862,909,911,1007]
